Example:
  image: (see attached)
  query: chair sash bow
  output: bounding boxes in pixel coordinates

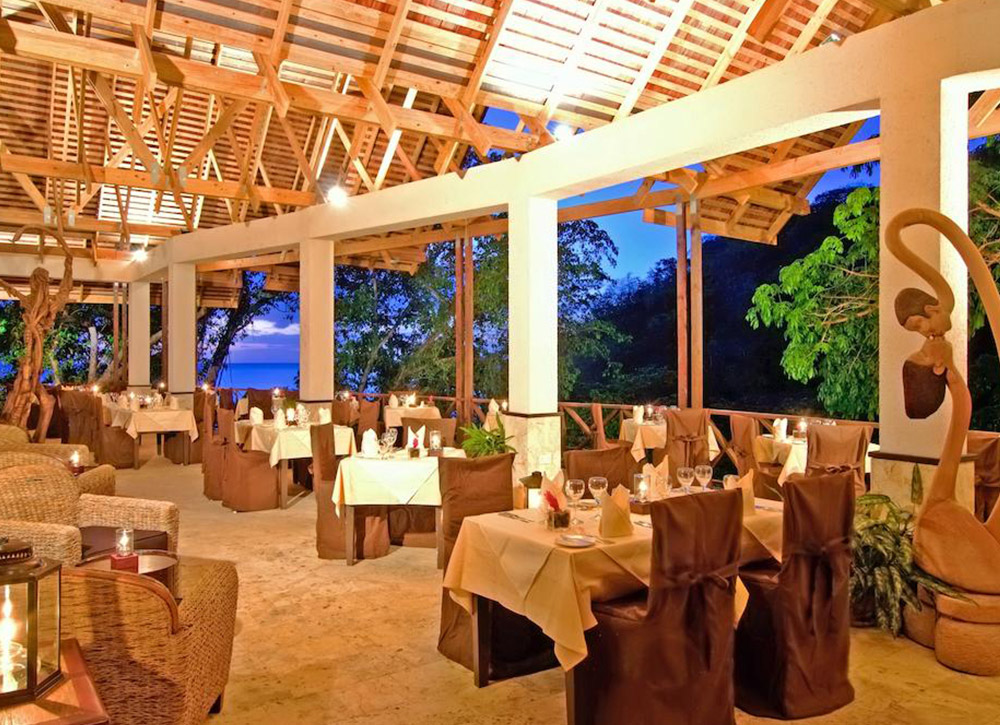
[784,535,852,634]
[657,561,738,671]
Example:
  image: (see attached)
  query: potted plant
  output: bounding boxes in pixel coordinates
[851,493,961,634]
[459,420,516,458]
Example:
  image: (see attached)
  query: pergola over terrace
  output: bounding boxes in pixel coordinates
[0,0,998,501]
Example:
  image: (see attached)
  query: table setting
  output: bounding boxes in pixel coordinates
[383,393,442,429]
[754,418,879,485]
[618,405,721,462]
[235,404,356,468]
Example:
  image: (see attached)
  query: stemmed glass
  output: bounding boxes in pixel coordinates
[565,478,586,528]
[677,466,695,494]
[588,477,608,520]
[694,465,713,491]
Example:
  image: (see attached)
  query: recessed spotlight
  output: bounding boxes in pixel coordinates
[132,247,149,262]
[821,31,844,45]
[326,185,349,207]
[552,124,574,141]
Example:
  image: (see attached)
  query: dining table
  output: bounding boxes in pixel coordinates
[235,419,357,508]
[333,447,465,565]
[443,492,783,683]
[618,418,722,462]
[753,433,880,485]
[383,404,442,430]
[104,401,198,467]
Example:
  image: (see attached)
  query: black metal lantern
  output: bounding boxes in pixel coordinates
[0,537,61,705]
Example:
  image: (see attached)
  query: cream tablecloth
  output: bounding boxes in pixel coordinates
[234,420,356,468]
[383,405,441,430]
[619,419,721,463]
[444,495,783,669]
[107,404,198,441]
[754,434,879,485]
[333,448,464,515]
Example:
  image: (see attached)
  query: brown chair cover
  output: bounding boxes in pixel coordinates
[60,390,95,449]
[563,446,642,494]
[311,423,390,560]
[244,388,274,419]
[164,390,205,465]
[202,395,225,501]
[569,490,742,725]
[729,414,760,477]
[969,431,1000,522]
[217,388,236,410]
[661,408,711,484]
[331,400,356,427]
[401,417,458,448]
[89,396,136,469]
[437,453,556,678]
[804,425,871,496]
[218,409,279,512]
[357,398,382,442]
[735,473,855,719]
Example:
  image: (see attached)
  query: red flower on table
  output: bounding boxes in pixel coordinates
[543,490,561,512]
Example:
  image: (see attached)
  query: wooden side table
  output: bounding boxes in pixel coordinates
[0,638,109,725]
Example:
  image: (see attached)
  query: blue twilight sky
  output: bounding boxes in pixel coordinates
[227,117,882,365]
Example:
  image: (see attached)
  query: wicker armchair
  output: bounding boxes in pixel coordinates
[0,451,115,496]
[61,557,238,725]
[0,423,95,465]
[0,464,179,565]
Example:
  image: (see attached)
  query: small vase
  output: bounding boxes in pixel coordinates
[546,510,570,530]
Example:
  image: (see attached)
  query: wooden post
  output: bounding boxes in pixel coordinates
[689,198,704,409]
[463,230,474,423]
[675,202,689,408]
[161,281,168,386]
[454,238,465,424]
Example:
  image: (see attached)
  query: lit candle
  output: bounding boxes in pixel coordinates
[501,400,508,412]
[158,382,165,390]
[201,383,210,392]
[286,407,296,423]
[645,404,654,420]
[69,451,80,468]
[429,430,442,451]
[797,419,808,436]
[638,480,649,502]
[115,528,134,557]
[0,585,23,693]
[91,384,99,395]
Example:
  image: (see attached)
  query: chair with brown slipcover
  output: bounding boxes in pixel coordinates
[59,389,93,448]
[566,489,742,725]
[661,408,711,483]
[90,395,137,469]
[357,398,382,444]
[563,446,643,494]
[217,388,236,411]
[804,425,871,496]
[969,431,1000,522]
[730,415,784,501]
[244,388,273,419]
[202,395,225,501]
[735,472,855,719]
[437,453,556,680]
[310,422,389,561]
[164,390,206,466]
[218,409,279,512]
[331,400,356,427]
[401,417,458,448]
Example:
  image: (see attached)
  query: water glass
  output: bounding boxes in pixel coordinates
[677,466,695,494]
[722,474,739,490]
[565,478,586,526]
[694,464,713,491]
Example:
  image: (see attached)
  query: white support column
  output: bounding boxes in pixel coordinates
[167,263,197,406]
[873,79,974,510]
[504,196,561,481]
[127,282,151,389]
[299,240,335,406]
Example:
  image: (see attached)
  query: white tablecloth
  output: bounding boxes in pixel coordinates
[333,448,465,515]
[444,494,783,670]
[107,404,198,441]
[619,419,721,462]
[383,405,441,430]
[754,434,880,485]
[234,420,356,468]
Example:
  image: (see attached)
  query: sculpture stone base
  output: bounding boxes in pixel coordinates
[870,450,975,513]
[500,412,561,483]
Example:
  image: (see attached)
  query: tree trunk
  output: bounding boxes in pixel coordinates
[88,325,98,382]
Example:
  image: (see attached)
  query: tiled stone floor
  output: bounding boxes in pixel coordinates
[117,455,1000,725]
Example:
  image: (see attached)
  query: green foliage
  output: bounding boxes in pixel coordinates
[459,420,516,457]
[851,493,962,635]
[748,187,880,420]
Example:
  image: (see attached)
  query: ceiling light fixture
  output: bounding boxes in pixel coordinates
[132,247,149,263]
[326,185,349,207]
[552,124,575,141]
[821,31,844,45]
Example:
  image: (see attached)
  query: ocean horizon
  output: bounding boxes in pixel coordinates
[216,362,299,389]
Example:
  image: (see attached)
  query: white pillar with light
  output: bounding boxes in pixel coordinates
[872,79,973,510]
[127,281,151,390]
[299,239,335,409]
[503,195,561,481]
[166,263,197,407]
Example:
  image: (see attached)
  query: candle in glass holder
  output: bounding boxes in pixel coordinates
[429,430,442,453]
[633,473,651,502]
[90,384,99,395]
[112,528,138,571]
[286,407,296,423]
[644,404,654,421]
[501,400,508,412]
[796,418,808,438]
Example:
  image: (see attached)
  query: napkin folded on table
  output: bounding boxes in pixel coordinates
[361,429,380,457]
[725,471,756,517]
[773,417,788,441]
[600,485,634,538]
[642,456,670,495]
[406,425,426,450]
[388,394,400,408]
[249,407,264,425]
[168,397,179,410]
[632,405,644,424]
[488,398,500,414]
[274,408,287,429]
[318,407,332,424]
[130,398,141,411]
[539,471,567,512]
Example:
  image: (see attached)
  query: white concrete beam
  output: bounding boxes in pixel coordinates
[299,240,335,403]
[166,263,197,397]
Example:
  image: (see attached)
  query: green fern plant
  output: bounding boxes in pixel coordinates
[459,420,516,458]
[851,493,962,634]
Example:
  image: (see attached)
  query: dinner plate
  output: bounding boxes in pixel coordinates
[556,534,596,548]
[576,500,598,511]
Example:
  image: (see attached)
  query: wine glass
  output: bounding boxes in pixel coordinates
[588,476,608,504]
[386,428,398,449]
[677,466,695,494]
[565,478,586,527]
[694,465,713,491]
